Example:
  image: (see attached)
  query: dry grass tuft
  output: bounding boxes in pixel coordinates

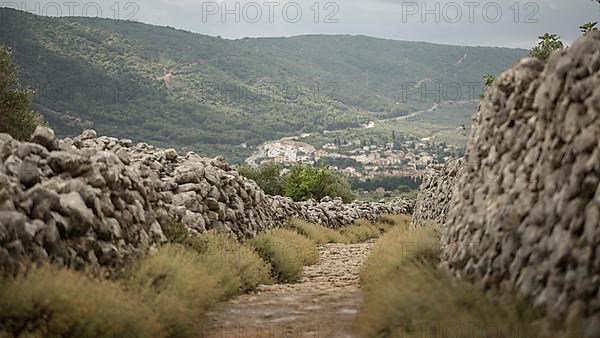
[199,232,272,295]
[250,229,318,282]
[361,224,440,289]
[341,218,382,243]
[126,244,222,337]
[0,264,164,337]
[288,218,347,244]
[288,214,412,245]
[163,219,272,295]
[375,214,411,231]
[357,225,540,338]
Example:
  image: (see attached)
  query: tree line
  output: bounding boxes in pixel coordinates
[238,163,357,203]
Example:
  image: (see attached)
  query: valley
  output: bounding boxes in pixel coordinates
[0,4,598,336]
[246,100,474,183]
[0,8,525,163]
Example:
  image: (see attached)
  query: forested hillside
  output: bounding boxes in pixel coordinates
[0,8,526,161]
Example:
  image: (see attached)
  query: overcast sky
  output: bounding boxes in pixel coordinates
[8,0,600,48]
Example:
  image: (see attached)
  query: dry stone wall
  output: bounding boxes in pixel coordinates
[0,128,412,272]
[441,32,600,333]
[411,158,463,228]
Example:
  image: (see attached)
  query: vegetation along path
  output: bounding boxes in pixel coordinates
[204,242,373,338]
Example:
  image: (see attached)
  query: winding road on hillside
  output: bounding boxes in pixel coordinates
[393,102,440,121]
[204,242,373,338]
[245,100,474,166]
[244,102,441,166]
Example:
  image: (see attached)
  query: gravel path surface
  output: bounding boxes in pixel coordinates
[204,242,373,338]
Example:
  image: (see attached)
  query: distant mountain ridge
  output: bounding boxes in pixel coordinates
[0,8,527,162]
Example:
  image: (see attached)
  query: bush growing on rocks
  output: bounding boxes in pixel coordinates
[580,22,598,35]
[530,33,564,62]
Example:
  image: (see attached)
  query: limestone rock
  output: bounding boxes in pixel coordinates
[59,192,94,234]
[0,124,414,274]
[31,126,58,151]
[80,129,97,140]
[436,32,600,331]
[411,159,462,228]
[165,148,178,161]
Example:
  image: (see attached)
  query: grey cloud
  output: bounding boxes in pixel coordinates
[7,0,600,47]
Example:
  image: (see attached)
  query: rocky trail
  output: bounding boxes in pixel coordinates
[204,242,373,338]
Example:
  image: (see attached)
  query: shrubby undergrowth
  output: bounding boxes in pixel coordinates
[287,214,410,245]
[0,215,409,337]
[250,229,319,282]
[162,219,273,295]
[288,218,348,244]
[357,224,541,338]
[125,244,222,337]
[340,219,382,243]
[0,265,164,337]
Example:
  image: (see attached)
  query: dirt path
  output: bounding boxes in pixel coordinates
[203,242,373,338]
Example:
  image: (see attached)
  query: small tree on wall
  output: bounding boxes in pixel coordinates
[580,22,598,35]
[529,33,564,63]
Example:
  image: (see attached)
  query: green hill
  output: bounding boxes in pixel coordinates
[0,8,526,162]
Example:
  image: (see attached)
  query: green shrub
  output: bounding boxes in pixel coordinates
[358,225,539,338]
[238,163,356,202]
[125,244,223,337]
[283,164,356,203]
[484,74,495,87]
[163,217,192,244]
[0,264,164,338]
[288,218,347,244]
[283,164,319,202]
[0,47,44,141]
[250,229,318,282]
[530,33,564,63]
[580,22,598,35]
[238,163,285,196]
